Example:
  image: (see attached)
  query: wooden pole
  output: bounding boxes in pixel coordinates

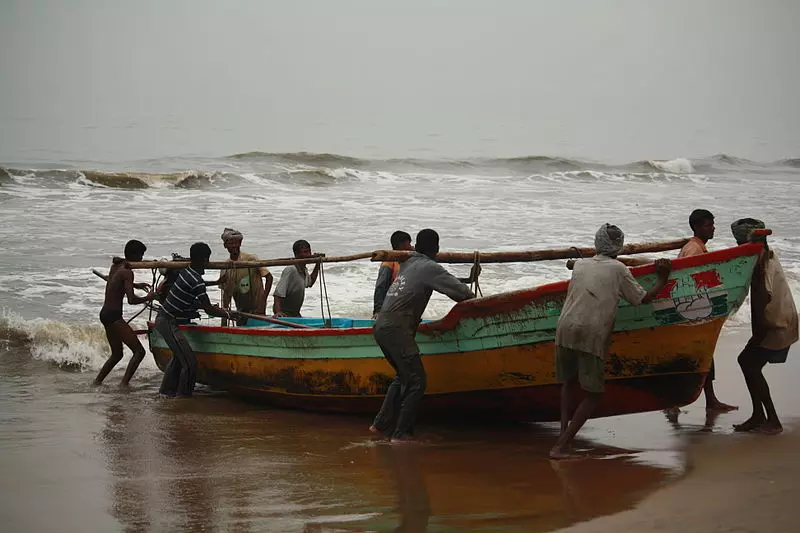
[125,251,373,270]
[121,238,690,270]
[370,238,690,264]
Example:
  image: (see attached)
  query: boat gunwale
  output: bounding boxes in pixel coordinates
[149,242,762,338]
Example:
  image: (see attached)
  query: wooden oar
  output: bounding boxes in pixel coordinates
[125,252,372,270]
[235,312,313,329]
[371,238,690,264]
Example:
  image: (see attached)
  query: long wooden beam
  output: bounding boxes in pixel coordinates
[371,239,690,264]
[121,239,689,270]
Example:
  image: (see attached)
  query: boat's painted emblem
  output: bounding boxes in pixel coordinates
[653,269,728,324]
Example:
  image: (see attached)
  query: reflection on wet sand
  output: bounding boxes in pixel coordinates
[95,391,679,532]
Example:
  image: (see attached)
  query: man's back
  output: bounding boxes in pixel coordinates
[556,256,647,357]
[273,266,309,317]
[162,267,206,319]
[378,253,473,328]
[102,262,129,312]
[755,252,799,350]
[678,237,708,258]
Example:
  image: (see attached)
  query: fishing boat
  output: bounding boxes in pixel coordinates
[143,238,765,422]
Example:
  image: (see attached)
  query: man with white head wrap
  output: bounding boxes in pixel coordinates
[550,224,673,460]
[731,218,797,435]
[215,227,273,324]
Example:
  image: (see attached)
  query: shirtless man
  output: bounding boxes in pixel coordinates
[94,240,156,386]
[677,209,737,412]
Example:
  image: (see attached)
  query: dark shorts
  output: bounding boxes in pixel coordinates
[99,309,123,327]
[555,345,605,393]
[741,345,791,364]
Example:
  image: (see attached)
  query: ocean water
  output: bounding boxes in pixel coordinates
[1,152,799,371]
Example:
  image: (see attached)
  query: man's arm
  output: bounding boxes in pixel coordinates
[197,294,237,321]
[428,264,475,302]
[262,272,273,311]
[747,256,771,347]
[273,296,287,317]
[640,259,672,304]
[272,269,290,317]
[122,270,155,305]
[373,265,393,316]
[308,255,324,287]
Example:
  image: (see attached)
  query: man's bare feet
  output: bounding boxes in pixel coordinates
[752,421,783,435]
[707,401,738,412]
[368,425,379,434]
[733,416,765,432]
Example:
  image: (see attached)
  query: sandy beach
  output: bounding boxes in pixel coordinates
[559,427,800,533]
[559,329,800,533]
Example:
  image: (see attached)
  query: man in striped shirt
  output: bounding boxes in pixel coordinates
[156,242,237,397]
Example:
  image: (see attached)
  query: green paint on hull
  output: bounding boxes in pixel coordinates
[149,251,757,360]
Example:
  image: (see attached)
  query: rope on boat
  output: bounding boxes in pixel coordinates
[471,250,483,298]
[318,259,333,327]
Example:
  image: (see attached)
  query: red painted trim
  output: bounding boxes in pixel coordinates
[422,242,763,333]
[147,243,762,338]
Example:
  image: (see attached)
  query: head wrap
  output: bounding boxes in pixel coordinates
[594,223,625,257]
[221,228,243,244]
[731,218,766,245]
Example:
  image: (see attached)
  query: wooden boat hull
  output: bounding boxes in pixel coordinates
[148,243,760,422]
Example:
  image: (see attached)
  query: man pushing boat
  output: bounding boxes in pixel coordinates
[370,228,480,443]
[157,242,239,397]
[550,224,673,459]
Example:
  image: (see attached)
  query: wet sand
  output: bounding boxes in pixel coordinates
[558,426,800,533]
[1,328,798,532]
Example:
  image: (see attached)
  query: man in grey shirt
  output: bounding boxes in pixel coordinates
[273,239,322,317]
[370,228,480,442]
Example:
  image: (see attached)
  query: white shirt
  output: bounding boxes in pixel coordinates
[556,255,648,358]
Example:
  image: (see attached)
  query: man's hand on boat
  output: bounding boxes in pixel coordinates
[654,258,672,278]
[640,258,673,304]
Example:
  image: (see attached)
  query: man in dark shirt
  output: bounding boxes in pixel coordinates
[94,240,156,386]
[156,242,238,397]
[373,230,413,318]
[369,228,479,442]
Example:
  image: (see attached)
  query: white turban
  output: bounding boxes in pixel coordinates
[594,223,625,257]
[221,228,243,243]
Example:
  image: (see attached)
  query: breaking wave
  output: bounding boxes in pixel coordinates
[0,310,158,373]
[2,152,798,191]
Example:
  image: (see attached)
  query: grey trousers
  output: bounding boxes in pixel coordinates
[372,325,427,439]
[155,312,198,397]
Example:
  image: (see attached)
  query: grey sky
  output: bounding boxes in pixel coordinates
[1,0,798,162]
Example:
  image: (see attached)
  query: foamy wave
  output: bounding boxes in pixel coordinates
[0,309,158,374]
[647,158,695,174]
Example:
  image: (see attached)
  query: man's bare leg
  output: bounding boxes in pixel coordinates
[750,367,782,434]
[550,392,601,459]
[704,380,737,412]
[117,322,147,386]
[734,353,766,431]
[559,379,578,435]
[94,323,124,385]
